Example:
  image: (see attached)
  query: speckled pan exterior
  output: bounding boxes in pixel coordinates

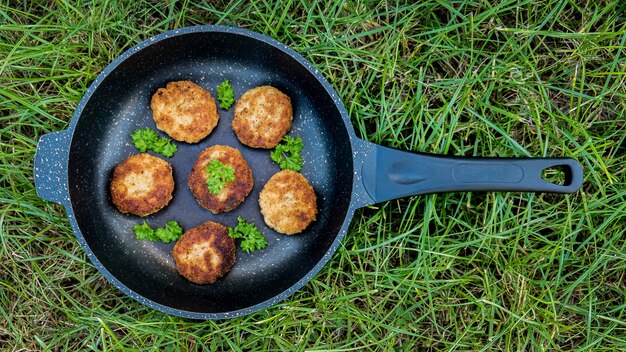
[34,25,377,319]
[33,25,584,319]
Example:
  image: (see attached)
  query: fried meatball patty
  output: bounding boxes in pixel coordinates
[173,221,236,285]
[232,85,292,148]
[110,153,174,217]
[150,81,218,143]
[259,170,317,235]
[188,145,254,214]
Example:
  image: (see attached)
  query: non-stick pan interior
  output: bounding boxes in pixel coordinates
[67,30,354,315]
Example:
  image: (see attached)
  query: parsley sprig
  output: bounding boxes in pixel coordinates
[131,127,177,158]
[205,159,236,195]
[134,221,183,243]
[270,135,303,171]
[217,80,235,110]
[228,217,268,253]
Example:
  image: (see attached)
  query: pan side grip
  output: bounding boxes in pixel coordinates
[34,130,72,206]
[361,144,584,204]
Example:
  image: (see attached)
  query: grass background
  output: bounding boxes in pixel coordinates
[1,0,625,350]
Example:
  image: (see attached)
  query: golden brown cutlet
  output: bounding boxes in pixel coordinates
[259,169,317,235]
[173,221,236,285]
[232,85,292,149]
[188,145,254,214]
[151,80,219,143]
[110,153,174,217]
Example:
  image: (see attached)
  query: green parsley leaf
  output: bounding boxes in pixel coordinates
[130,127,177,158]
[151,136,178,157]
[205,159,236,195]
[154,228,169,241]
[165,220,182,235]
[151,136,168,151]
[134,221,158,241]
[217,80,235,110]
[159,141,178,158]
[270,135,304,171]
[133,221,183,243]
[228,217,268,253]
[131,128,158,152]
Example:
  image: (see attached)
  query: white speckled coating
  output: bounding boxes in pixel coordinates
[33,25,377,320]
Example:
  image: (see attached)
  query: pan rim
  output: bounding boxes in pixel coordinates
[62,25,369,319]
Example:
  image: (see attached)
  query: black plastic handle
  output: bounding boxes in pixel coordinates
[361,143,583,203]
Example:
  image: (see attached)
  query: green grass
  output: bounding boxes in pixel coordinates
[1,0,625,350]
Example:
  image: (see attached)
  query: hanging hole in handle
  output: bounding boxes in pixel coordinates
[541,165,572,186]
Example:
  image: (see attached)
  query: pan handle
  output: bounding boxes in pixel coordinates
[34,130,72,206]
[361,143,583,203]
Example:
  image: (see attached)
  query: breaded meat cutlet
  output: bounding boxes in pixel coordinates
[150,80,218,143]
[232,85,292,148]
[259,170,317,235]
[173,221,236,284]
[188,145,254,214]
[110,153,174,217]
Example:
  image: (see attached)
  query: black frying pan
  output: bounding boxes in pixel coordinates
[34,26,583,319]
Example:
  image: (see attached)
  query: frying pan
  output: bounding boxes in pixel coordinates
[34,26,583,319]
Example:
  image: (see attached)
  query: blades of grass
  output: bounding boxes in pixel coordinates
[1,1,625,350]
[466,107,532,156]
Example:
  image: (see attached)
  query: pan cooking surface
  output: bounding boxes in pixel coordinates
[66,29,354,314]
